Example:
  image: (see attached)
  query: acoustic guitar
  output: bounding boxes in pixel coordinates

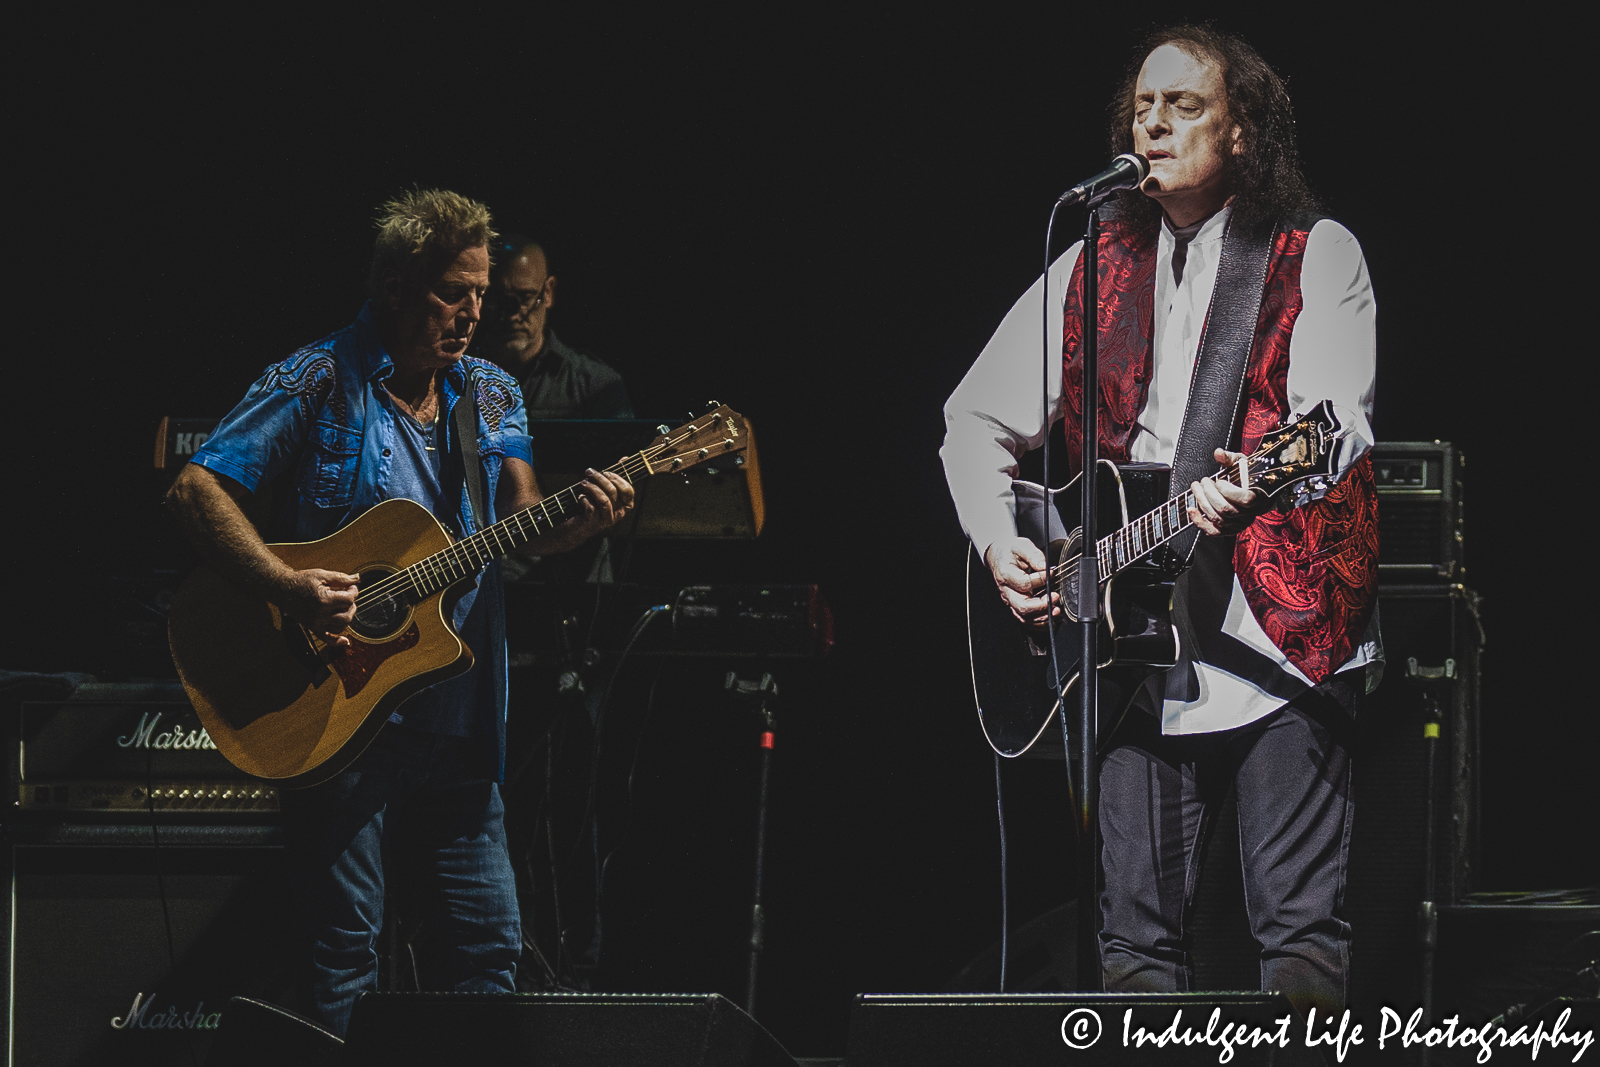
[168,404,750,787]
[966,399,1347,758]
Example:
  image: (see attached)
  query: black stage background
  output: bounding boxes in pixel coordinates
[14,6,1594,1057]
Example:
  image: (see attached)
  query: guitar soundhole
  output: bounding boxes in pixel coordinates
[351,568,413,640]
[1058,567,1081,620]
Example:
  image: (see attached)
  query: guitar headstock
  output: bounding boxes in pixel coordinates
[1247,400,1344,506]
[642,403,749,475]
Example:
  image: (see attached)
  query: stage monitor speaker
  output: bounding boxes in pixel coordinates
[942,901,1078,993]
[846,993,1323,1066]
[344,991,799,1066]
[0,840,297,1067]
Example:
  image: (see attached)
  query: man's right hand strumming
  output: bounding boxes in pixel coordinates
[273,568,361,649]
[168,463,362,648]
[985,536,1060,627]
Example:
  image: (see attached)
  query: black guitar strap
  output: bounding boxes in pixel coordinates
[1165,211,1279,563]
[453,367,488,533]
[1147,212,1286,708]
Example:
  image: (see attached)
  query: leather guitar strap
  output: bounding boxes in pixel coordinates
[1166,212,1279,563]
[453,367,488,534]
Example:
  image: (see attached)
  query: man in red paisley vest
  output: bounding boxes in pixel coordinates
[942,26,1379,1015]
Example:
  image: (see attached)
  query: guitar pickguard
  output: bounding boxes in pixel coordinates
[332,622,421,699]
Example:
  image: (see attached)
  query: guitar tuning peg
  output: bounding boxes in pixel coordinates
[705,400,721,410]
[657,424,671,435]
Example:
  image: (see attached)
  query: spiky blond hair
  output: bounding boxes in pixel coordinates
[368,188,497,297]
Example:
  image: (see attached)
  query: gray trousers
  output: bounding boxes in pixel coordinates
[1098,683,1356,1009]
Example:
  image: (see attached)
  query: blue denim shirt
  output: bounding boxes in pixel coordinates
[191,304,534,780]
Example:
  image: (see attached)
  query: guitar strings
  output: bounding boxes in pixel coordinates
[1047,448,1257,588]
[352,422,716,609]
[1049,418,1335,589]
[355,448,658,605]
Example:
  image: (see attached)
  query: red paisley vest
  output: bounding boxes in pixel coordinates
[1059,215,1378,683]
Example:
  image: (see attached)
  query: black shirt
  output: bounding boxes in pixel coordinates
[517,329,634,419]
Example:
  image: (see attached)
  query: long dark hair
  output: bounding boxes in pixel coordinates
[1106,25,1317,233]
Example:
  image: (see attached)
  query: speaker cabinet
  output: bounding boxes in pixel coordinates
[1345,585,1483,1020]
[1371,442,1466,582]
[0,838,296,1067]
[345,992,799,1066]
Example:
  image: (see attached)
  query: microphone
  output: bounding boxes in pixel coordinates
[1057,154,1150,207]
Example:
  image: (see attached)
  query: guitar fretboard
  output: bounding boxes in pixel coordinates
[353,418,727,610]
[1056,456,1252,587]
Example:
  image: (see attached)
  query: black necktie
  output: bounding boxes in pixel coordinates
[1172,230,1195,287]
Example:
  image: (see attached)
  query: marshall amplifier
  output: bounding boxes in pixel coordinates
[1,835,296,1066]
[2,682,292,1066]
[1373,441,1465,582]
[6,681,279,820]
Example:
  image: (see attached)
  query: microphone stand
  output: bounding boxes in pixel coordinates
[1048,170,1142,992]
[1074,203,1103,991]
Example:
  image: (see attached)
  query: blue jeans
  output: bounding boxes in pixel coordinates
[283,726,521,1035]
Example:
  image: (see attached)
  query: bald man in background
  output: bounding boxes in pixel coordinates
[478,234,634,419]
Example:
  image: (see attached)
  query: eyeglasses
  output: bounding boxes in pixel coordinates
[489,283,548,317]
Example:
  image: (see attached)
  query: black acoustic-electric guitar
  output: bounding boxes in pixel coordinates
[965,400,1348,758]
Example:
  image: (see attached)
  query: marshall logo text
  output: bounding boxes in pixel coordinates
[116,711,217,751]
[111,992,222,1031]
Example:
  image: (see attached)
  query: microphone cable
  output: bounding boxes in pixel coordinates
[562,603,669,869]
[596,662,666,925]
[994,752,1008,992]
[538,602,667,983]
[1042,193,1074,772]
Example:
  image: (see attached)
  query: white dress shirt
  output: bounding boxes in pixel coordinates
[941,207,1380,733]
